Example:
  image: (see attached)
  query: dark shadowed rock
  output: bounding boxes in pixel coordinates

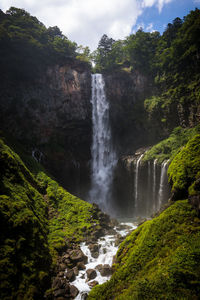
[77,261,86,270]
[73,266,79,276]
[65,269,76,282]
[95,264,112,276]
[69,249,88,264]
[70,285,79,298]
[88,244,100,258]
[86,269,97,281]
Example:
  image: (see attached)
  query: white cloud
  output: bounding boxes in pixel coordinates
[0,0,174,50]
[146,23,154,31]
[142,0,173,13]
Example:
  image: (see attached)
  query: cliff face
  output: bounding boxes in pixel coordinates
[104,70,154,155]
[0,61,92,197]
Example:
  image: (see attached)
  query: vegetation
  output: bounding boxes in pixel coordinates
[88,200,200,300]
[143,125,200,163]
[93,9,200,133]
[0,137,102,298]
[0,138,51,299]
[168,134,200,200]
[0,7,91,82]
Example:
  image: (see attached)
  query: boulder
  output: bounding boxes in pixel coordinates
[73,266,79,276]
[69,249,88,264]
[65,269,76,282]
[69,285,79,298]
[115,233,124,246]
[54,289,66,298]
[86,269,97,281]
[59,263,67,271]
[95,264,112,276]
[52,277,69,290]
[88,280,99,287]
[88,244,100,258]
[77,261,86,270]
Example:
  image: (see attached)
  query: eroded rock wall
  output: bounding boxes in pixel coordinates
[0,61,92,197]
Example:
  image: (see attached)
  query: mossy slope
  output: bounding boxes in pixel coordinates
[0,138,102,299]
[168,134,200,200]
[88,200,200,300]
[143,125,200,163]
[0,139,51,299]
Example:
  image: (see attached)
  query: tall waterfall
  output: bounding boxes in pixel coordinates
[158,160,169,208]
[89,74,116,211]
[134,154,144,216]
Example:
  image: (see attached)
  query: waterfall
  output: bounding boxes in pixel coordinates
[147,160,151,215]
[158,160,169,208]
[89,74,116,211]
[134,154,144,215]
[153,159,157,211]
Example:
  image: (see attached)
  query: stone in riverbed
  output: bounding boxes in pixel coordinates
[65,269,76,282]
[70,285,79,298]
[73,266,79,276]
[86,269,97,281]
[77,261,86,270]
[88,243,100,258]
[95,264,112,276]
[88,280,99,287]
[69,249,88,264]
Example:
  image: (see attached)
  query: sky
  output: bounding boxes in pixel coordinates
[0,0,199,50]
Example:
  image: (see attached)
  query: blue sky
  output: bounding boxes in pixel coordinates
[0,0,199,50]
[133,0,200,33]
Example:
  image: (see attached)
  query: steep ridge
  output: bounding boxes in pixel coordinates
[0,137,117,299]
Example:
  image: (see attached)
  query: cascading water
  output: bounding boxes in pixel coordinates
[89,74,116,212]
[158,160,169,208]
[134,154,144,216]
[153,159,158,212]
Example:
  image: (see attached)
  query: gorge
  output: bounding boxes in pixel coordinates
[0,6,200,300]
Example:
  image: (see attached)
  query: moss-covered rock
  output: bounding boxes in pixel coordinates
[0,138,51,299]
[143,125,200,164]
[168,134,200,200]
[88,200,200,300]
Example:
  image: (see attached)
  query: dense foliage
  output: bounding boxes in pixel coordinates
[143,125,200,163]
[93,9,200,133]
[0,138,102,298]
[0,7,90,81]
[168,134,200,200]
[88,200,200,300]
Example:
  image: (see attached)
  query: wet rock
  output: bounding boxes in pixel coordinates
[73,266,79,276]
[52,277,69,290]
[88,280,99,287]
[106,228,117,235]
[58,272,64,278]
[80,292,88,300]
[103,248,107,254]
[95,264,112,276]
[69,285,79,298]
[65,269,76,282]
[59,263,67,271]
[88,244,100,258]
[54,289,66,298]
[86,269,97,281]
[77,261,86,270]
[115,233,124,246]
[62,254,71,265]
[69,249,88,264]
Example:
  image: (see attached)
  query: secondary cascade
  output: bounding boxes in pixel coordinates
[89,74,116,212]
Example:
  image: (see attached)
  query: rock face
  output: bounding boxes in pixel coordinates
[104,70,153,154]
[0,60,92,197]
